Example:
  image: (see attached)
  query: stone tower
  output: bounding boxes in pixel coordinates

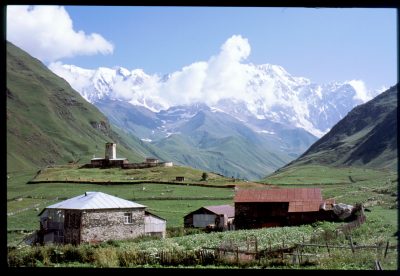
[105,143,116,160]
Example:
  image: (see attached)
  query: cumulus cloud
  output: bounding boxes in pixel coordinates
[50,34,254,109]
[48,62,94,93]
[158,34,252,106]
[347,80,372,102]
[7,5,114,62]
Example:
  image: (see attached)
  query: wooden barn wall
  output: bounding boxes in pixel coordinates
[63,210,82,245]
[235,202,337,229]
[235,202,289,229]
[184,208,213,228]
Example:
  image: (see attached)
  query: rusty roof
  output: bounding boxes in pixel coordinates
[234,188,323,213]
[204,205,235,217]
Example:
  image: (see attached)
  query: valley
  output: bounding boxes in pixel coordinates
[6,41,397,270]
[7,164,398,269]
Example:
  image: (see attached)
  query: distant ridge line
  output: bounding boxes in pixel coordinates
[27,180,235,189]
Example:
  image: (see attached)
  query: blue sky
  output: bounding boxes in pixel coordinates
[7,6,397,90]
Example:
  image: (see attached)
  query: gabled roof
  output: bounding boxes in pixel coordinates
[234,188,323,213]
[145,210,166,221]
[44,192,146,211]
[204,205,235,217]
[184,204,235,218]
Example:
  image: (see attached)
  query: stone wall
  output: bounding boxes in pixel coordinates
[80,208,145,243]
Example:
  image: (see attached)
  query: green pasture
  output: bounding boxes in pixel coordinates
[261,165,397,207]
[7,169,234,244]
[7,164,398,269]
[32,165,234,184]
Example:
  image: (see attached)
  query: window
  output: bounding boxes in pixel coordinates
[124,212,133,224]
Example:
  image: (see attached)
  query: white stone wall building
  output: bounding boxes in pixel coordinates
[38,192,166,244]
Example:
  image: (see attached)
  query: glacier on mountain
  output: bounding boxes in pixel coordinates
[48,61,381,138]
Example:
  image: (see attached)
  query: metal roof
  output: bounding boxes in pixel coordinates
[145,211,166,221]
[234,188,323,213]
[204,205,235,217]
[45,192,146,210]
[184,204,235,218]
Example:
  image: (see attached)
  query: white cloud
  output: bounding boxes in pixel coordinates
[7,5,114,62]
[48,62,94,93]
[49,34,255,109]
[158,34,252,106]
[347,80,372,102]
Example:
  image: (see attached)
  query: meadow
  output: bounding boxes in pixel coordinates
[7,167,235,244]
[7,164,398,269]
[30,165,239,185]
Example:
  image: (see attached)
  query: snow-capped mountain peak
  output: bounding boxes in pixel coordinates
[49,62,382,138]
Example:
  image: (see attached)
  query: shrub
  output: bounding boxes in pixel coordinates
[117,249,141,267]
[93,247,119,267]
[8,247,31,267]
[49,246,65,263]
[63,244,82,263]
[201,172,209,181]
[78,244,96,263]
[105,239,122,247]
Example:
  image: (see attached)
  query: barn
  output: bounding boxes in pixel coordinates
[184,205,235,231]
[144,211,167,238]
[37,191,166,244]
[234,188,335,229]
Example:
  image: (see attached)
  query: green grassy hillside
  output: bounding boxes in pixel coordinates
[278,85,397,172]
[30,165,229,184]
[154,132,292,181]
[6,41,165,172]
[262,164,397,210]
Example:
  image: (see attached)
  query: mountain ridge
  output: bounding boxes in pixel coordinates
[6,41,169,172]
[275,84,398,173]
[49,62,383,138]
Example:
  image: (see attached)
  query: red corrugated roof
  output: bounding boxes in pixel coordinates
[234,188,323,213]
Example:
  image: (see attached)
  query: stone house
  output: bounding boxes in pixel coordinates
[37,191,166,245]
[183,205,235,231]
[234,188,336,229]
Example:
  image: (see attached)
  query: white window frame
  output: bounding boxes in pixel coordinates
[124,212,133,224]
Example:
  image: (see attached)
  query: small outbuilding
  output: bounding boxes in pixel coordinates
[234,188,336,229]
[184,205,235,231]
[37,192,166,245]
[145,158,159,164]
[144,211,167,238]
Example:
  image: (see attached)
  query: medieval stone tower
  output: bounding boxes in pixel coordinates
[105,143,116,160]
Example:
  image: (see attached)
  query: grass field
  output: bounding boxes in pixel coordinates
[263,164,396,185]
[7,164,398,269]
[262,165,397,208]
[29,165,265,188]
[7,168,236,244]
